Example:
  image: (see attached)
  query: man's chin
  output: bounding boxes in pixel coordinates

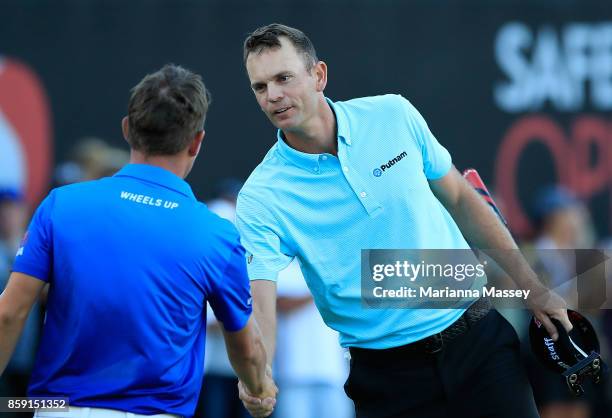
[269,115,297,131]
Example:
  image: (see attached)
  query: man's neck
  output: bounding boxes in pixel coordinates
[129,151,189,179]
[282,98,337,156]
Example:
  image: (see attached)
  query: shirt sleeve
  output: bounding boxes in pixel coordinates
[208,243,253,332]
[235,192,293,281]
[11,191,55,282]
[399,95,452,180]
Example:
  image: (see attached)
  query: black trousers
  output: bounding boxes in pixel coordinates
[344,310,539,418]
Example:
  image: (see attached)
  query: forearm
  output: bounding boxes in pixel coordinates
[446,180,542,290]
[226,321,268,396]
[251,281,277,364]
[0,309,27,375]
[432,169,570,336]
[254,305,276,365]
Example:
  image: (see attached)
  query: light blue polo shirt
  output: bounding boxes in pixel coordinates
[236,94,473,349]
[12,164,252,416]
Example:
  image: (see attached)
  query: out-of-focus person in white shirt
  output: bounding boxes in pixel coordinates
[275,259,353,418]
[526,186,598,418]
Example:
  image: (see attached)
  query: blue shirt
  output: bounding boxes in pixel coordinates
[12,164,252,416]
[236,95,472,349]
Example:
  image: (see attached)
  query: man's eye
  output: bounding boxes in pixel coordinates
[279,75,291,82]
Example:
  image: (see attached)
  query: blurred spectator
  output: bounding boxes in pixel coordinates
[208,179,243,221]
[531,186,594,302]
[53,137,129,186]
[532,185,595,251]
[274,260,353,418]
[73,137,129,180]
[0,188,28,252]
[525,185,601,418]
[0,188,39,417]
[196,178,250,418]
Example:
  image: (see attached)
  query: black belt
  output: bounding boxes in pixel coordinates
[349,298,492,360]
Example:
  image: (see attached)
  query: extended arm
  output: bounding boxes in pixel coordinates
[429,166,572,339]
[222,316,276,399]
[235,280,278,417]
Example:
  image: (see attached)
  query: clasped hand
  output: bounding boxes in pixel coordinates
[238,366,278,417]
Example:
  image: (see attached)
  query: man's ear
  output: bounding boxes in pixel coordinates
[188,130,205,157]
[314,61,328,92]
[121,116,130,143]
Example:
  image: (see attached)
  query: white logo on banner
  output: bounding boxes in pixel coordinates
[494,22,612,112]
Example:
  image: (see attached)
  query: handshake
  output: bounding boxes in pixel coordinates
[224,317,278,418]
[237,365,278,417]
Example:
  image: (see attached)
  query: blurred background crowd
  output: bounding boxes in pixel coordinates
[2,0,612,417]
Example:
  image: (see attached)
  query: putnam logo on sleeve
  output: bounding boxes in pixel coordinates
[120,191,179,209]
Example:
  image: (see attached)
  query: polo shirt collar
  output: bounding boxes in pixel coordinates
[328,97,351,145]
[114,164,196,200]
[275,97,352,173]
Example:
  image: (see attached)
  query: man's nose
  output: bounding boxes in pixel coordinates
[267,84,283,102]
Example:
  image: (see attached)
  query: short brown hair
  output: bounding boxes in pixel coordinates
[127,64,210,156]
[243,23,318,70]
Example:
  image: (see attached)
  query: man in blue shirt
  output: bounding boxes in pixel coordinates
[236,24,572,418]
[0,64,276,417]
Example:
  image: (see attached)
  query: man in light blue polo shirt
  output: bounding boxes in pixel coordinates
[0,65,276,418]
[236,24,572,418]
